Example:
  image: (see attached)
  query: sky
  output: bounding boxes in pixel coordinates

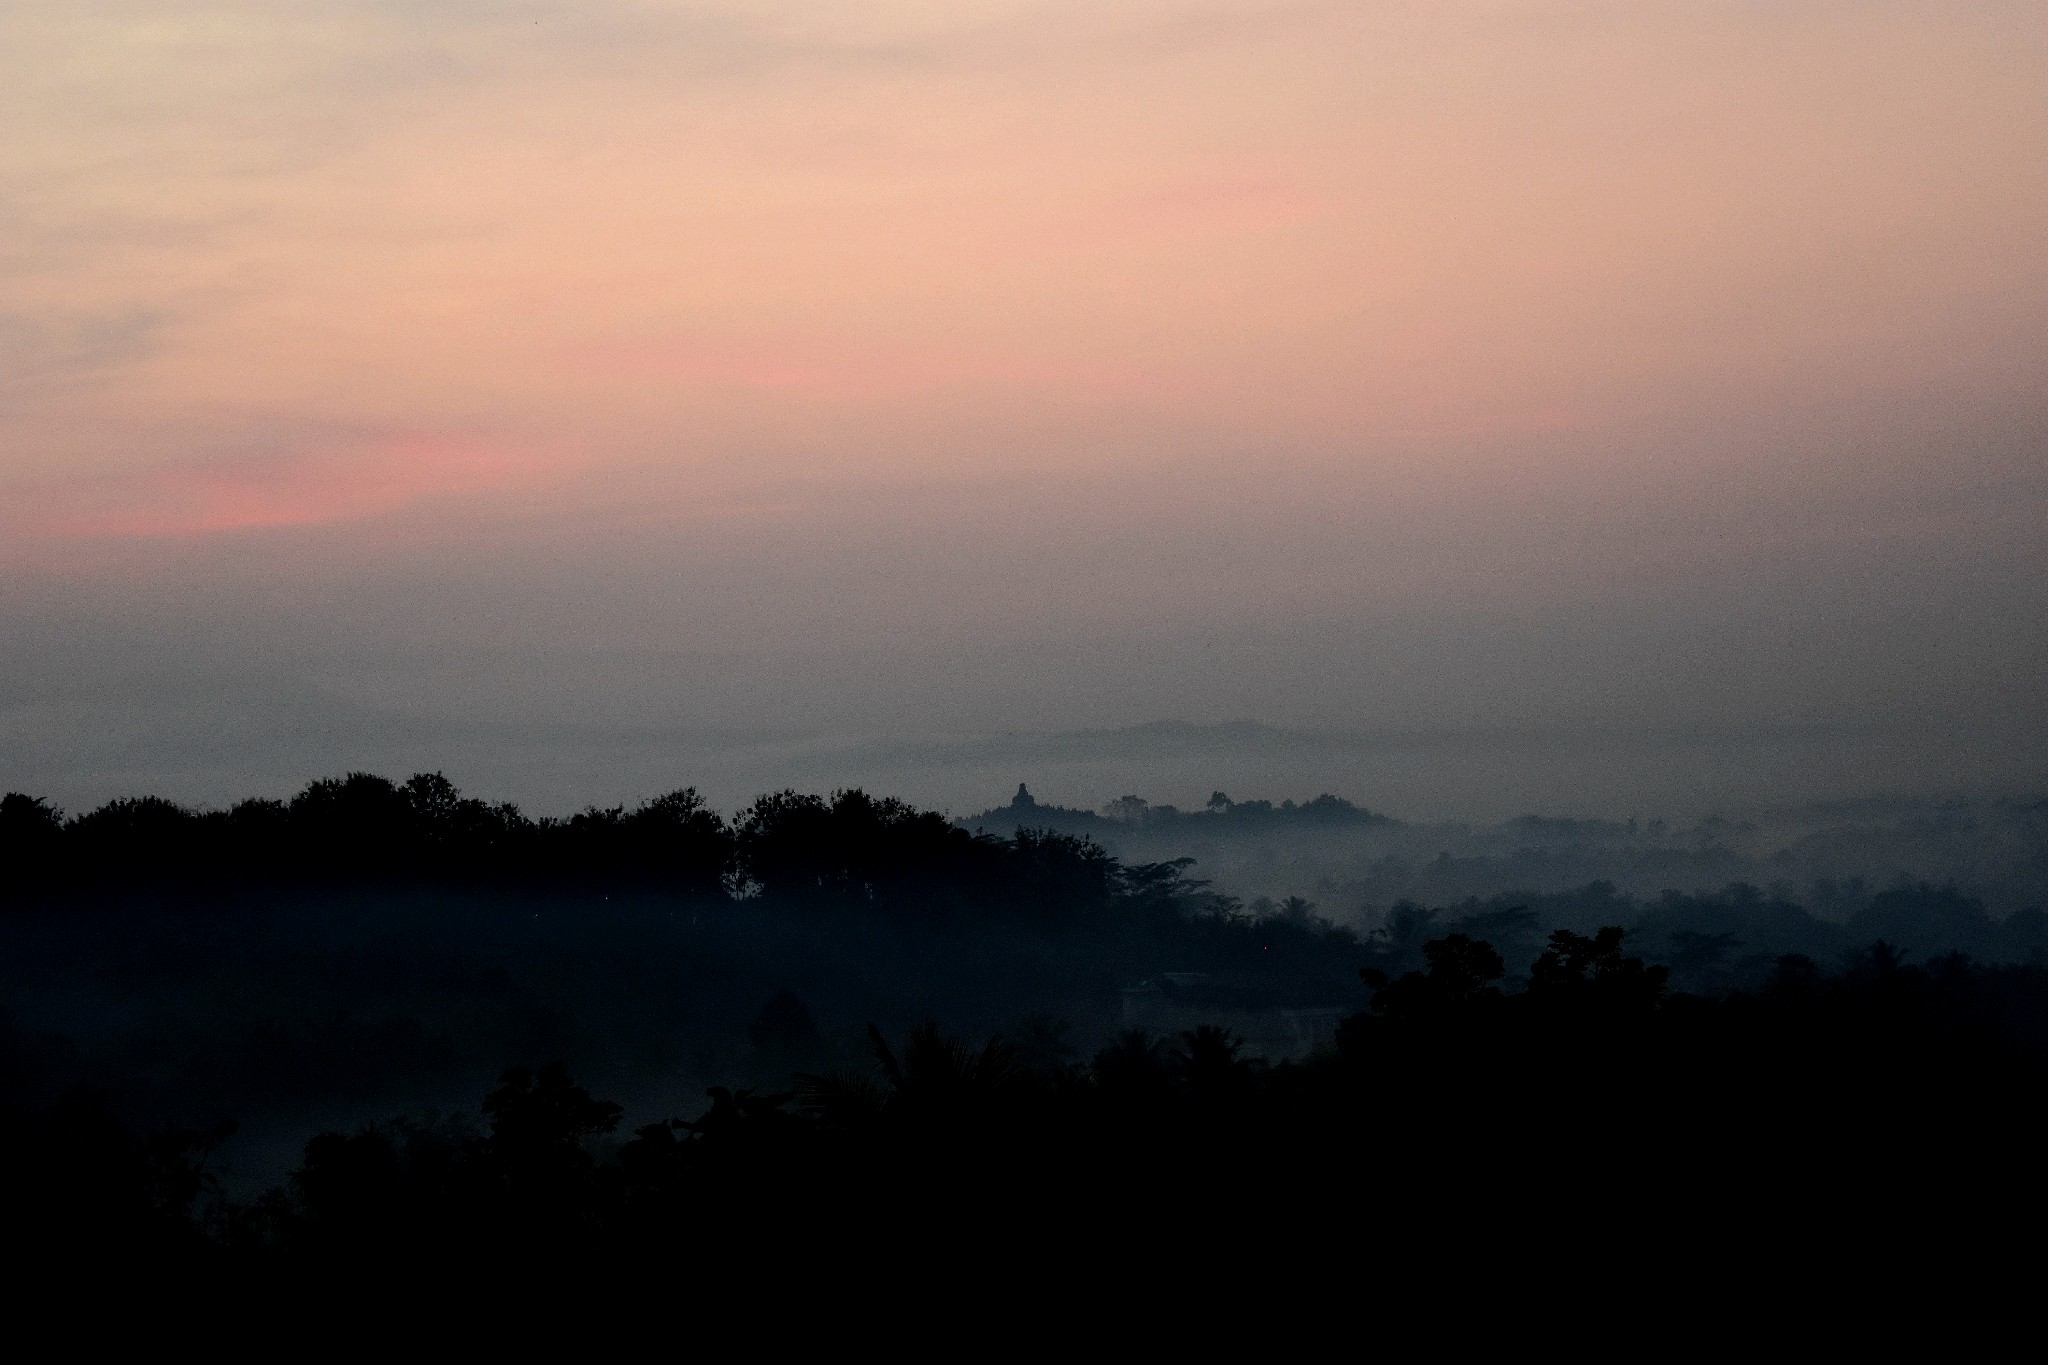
[2,2,2044,819]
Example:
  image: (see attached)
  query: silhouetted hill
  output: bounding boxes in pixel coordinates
[6,769,2047,1227]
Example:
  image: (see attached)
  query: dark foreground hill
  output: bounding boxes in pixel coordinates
[9,925,2046,1303]
[4,771,2046,1302]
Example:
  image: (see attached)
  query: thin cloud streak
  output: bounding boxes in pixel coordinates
[8,433,554,542]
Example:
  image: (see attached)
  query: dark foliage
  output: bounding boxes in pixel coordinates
[1,772,737,895]
[9,926,2044,1295]
[6,774,2045,1304]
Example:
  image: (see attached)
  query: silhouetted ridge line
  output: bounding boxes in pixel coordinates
[0,775,1166,917]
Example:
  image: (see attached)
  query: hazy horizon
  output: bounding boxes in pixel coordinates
[4,711,2039,828]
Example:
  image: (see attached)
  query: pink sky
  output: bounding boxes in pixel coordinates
[2,2,2043,811]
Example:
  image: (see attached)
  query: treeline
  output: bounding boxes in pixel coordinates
[962,782,1392,838]
[0,774,1166,920]
[1365,880,2048,985]
[12,925,2046,1282]
[0,774,1369,1141]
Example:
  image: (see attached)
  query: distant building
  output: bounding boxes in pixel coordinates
[959,783,1106,838]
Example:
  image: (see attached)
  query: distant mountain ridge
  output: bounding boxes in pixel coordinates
[817,719,1350,771]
